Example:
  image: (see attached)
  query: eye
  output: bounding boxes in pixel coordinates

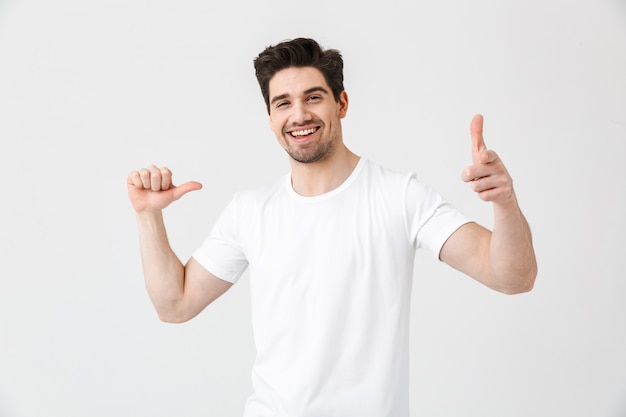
[308,95,322,102]
[275,101,289,109]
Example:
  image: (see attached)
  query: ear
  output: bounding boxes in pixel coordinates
[338,90,349,119]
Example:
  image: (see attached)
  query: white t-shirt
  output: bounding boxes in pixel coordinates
[193,158,470,417]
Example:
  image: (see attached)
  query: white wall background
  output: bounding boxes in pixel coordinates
[1,0,625,416]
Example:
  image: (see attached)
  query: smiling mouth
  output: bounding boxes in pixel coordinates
[288,127,319,138]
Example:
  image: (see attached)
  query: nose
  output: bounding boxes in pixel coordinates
[291,101,312,125]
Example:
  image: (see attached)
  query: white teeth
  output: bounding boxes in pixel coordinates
[290,128,317,137]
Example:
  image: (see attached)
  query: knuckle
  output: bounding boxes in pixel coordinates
[160,167,172,177]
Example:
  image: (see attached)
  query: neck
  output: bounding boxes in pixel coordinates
[289,146,360,197]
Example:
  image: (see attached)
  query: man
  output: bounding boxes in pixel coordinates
[127,38,536,417]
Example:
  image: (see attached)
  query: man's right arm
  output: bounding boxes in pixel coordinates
[128,165,233,323]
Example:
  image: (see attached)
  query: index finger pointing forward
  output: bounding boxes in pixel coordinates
[470,114,487,164]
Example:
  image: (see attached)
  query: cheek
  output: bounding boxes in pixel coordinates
[269,116,284,134]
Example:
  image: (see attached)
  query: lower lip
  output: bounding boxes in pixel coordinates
[291,135,311,142]
[288,132,316,143]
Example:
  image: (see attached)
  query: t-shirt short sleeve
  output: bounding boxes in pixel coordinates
[404,173,471,260]
[192,197,249,284]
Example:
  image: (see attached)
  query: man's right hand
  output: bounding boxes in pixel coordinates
[127,164,203,213]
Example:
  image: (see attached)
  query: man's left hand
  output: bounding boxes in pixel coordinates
[461,114,514,204]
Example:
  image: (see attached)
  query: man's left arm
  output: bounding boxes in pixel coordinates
[439,114,537,294]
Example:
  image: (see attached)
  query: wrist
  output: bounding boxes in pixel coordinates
[135,209,165,226]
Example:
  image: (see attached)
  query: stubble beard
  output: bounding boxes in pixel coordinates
[286,139,334,164]
[283,124,336,164]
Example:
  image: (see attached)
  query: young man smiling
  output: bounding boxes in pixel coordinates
[269,66,355,196]
[128,38,537,417]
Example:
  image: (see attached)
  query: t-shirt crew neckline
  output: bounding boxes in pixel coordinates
[285,157,367,203]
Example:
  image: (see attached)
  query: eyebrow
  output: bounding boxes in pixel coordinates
[270,86,330,106]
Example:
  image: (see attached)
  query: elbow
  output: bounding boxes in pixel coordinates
[501,280,534,295]
[499,266,537,295]
[155,306,194,324]
[158,313,189,324]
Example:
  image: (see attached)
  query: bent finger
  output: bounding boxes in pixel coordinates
[138,168,153,189]
[127,171,143,187]
[147,165,163,191]
[476,186,513,202]
[160,166,173,190]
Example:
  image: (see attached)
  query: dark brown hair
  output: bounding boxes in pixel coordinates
[254,38,344,113]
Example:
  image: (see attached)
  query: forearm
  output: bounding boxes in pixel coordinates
[489,194,537,293]
[135,211,186,317]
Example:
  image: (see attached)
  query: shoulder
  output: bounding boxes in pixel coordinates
[360,158,414,183]
[213,174,288,233]
[361,159,456,218]
[233,174,288,204]
[359,158,423,196]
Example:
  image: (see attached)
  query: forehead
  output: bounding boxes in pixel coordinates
[268,66,329,97]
